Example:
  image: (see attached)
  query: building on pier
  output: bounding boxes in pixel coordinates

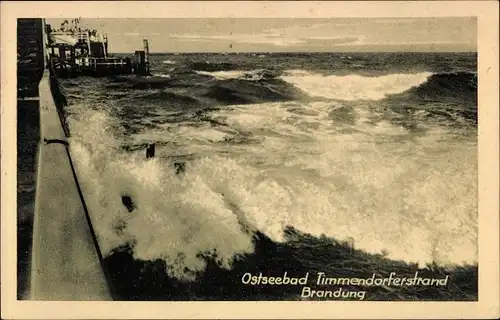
[45,19,150,77]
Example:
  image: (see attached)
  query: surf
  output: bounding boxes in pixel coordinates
[64,94,477,282]
[195,69,281,81]
[280,70,433,101]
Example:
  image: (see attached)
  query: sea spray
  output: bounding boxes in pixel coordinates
[62,66,477,280]
[207,100,477,267]
[67,105,255,280]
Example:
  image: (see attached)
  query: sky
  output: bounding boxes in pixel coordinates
[46,17,477,53]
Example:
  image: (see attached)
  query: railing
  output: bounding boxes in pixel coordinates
[50,31,106,43]
[50,31,87,38]
[88,57,128,66]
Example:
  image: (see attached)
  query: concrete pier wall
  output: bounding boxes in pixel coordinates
[30,71,111,300]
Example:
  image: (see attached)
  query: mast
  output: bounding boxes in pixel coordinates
[143,39,150,74]
[103,33,108,58]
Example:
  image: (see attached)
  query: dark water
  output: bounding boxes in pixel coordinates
[56,52,477,300]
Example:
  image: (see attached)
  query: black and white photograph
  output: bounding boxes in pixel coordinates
[2,1,499,319]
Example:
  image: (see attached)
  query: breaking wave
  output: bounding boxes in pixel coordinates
[280,70,434,101]
[67,107,255,280]
[195,69,281,81]
[195,70,249,80]
[391,72,477,105]
[66,93,477,281]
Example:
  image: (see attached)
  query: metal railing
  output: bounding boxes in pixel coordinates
[49,31,105,43]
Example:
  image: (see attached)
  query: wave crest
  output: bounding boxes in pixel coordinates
[280,70,433,101]
[66,106,255,280]
[195,69,280,81]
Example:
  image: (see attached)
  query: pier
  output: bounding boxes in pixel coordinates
[17,18,114,300]
[31,71,112,300]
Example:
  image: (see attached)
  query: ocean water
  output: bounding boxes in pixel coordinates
[58,52,477,300]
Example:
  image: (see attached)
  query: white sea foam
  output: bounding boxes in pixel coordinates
[152,73,171,78]
[67,106,254,280]
[280,70,433,101]
[66,97,477,280]
[195,70,247,80]
[195,70,266,81]
[209,101,477,267]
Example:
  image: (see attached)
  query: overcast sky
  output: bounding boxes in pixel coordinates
[46,17,477,53]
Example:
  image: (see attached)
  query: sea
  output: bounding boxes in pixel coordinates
[39,52,479,300]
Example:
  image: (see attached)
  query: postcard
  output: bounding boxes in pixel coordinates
[1,1,498,319]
